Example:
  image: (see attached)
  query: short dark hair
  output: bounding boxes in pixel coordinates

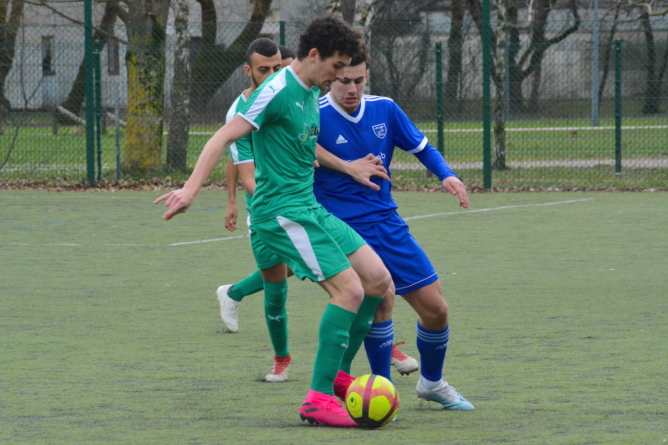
[246,38,279,66]
[279,45,295,60]
[297,16,361,61]
[350,41,371,68]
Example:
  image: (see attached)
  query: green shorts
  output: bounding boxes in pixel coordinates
[252,205,366,282]
[249,221,282,270]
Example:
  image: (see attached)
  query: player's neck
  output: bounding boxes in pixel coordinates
[289,59,314,88]
[243,86,255,99]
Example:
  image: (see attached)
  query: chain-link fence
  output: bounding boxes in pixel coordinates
[0,17,666,189]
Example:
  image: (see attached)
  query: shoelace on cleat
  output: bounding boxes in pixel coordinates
[392,341,410,360]
[271,356,291,374]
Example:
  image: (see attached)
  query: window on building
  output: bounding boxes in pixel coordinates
[108,39,120,75]
[42,36,55,76]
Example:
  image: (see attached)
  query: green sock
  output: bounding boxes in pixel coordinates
[263,280,290,357]
[340,295,384,374]
[312,303,356,395]
[228,270,264,302]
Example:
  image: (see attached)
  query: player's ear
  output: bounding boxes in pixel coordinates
[243,65,251,77]
[308,48,320,62]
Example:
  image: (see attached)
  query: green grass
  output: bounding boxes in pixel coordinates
[1,191,667,444]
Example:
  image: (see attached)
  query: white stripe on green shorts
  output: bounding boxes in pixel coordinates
[276,216,325,281]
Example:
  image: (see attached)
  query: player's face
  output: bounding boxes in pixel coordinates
[247,52,282,88]
[313,51,352,90]
[330,63,368,114]
[281,57,294,68]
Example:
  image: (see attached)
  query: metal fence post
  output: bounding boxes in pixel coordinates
[93,39,103,182]
[279,21,285,46]
[84,0,95,185]
[482,0,492,189]
[615,40,622,177]
[435,42,444,156]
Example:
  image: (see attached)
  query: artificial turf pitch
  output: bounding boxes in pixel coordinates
[1,190,666,444]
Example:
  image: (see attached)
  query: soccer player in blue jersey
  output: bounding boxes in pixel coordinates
[315,43,474,410]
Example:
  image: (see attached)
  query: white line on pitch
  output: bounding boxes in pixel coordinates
[4,199,591,247]
[404,198,593,221]
[168,234,249,246]
[170,198,592,245]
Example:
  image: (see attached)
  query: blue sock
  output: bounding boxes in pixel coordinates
[364,320,393,381]
[416,322,449,382]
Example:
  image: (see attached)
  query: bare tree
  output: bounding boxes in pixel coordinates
[58,1,118,122]
[33,0,169,174]
[468,0,580,168]
[444,0,466,117]
[326,0,357,24]
[0,0,25,131]
[369,0,439,112]
[165,0,190,172]
[112,0,170,174]
[524,0,581,113]
[598,2,622,103]
[189,0,272,114]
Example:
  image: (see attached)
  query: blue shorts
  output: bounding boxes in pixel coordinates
[347,212,438,295]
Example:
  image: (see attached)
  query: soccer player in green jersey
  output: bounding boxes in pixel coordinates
[155,16,391,428]
[216,38,294,383]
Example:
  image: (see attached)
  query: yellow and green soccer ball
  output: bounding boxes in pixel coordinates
[345,374,400,428]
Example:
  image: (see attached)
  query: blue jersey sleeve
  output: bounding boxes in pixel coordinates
[413,143,457,181]
[391,102,428,154]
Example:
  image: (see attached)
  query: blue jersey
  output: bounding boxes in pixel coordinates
[314,93,428,224]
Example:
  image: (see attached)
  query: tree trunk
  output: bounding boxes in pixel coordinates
[505,4,524,113]
[525,0,550,114]
[190,0,272,115]
[340,0,356,24]
[641,11,660,114]
[520,0,579,113]
[598,3,621,103]
[0,0,25,129]
[656,32,668,112]
[59,2,117,122]
[166,0,191,173]
[444,0,465,118]
[122,8,168,174]
[492,0,509,170]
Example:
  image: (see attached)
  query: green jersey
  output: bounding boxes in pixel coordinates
[237,66,321,223]
[226,91,254,214]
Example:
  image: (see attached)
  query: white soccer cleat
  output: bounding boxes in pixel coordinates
[216,285,240,333]
[391,341,419,375]
[416,379,475,410]
[265,355,292,382]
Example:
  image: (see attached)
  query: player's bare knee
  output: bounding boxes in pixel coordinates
[420,301,448,329]
[365,268,392,298]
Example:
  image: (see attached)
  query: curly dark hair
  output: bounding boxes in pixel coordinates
[297,16,361,61]
[350,41,371,68]
[246,38,279,66]
[279,45,295,60]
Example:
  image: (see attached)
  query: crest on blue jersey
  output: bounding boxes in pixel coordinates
[372,123,387,139]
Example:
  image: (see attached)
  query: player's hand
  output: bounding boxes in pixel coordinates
[348,154,390,191]
[442,176,469,208]
[225,203,238,232]
[153,187,198,221]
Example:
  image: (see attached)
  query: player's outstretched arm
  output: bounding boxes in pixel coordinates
[154,115,254,221]
[225,158,239,232]
[443,176,469,208]
[315,144,389,191]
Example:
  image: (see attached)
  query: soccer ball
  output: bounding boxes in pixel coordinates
[345,374,400,428]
